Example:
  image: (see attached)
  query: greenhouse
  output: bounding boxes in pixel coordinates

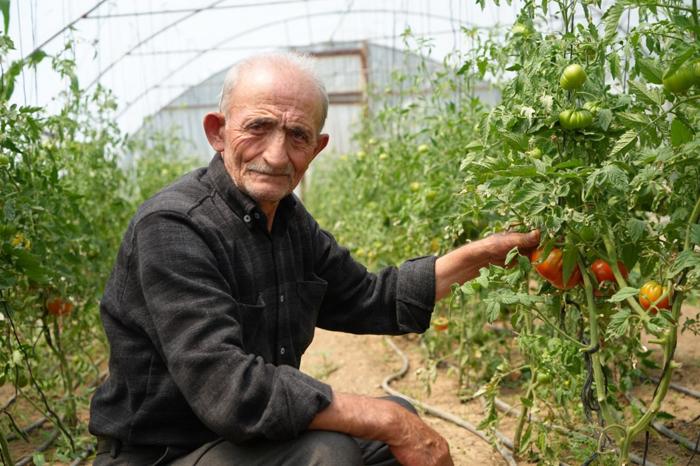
[1,1,699,465]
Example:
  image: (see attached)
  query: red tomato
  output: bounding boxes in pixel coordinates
[432,316,449,332]
[46,297,73,316]
[530,247,582,290]
[639,281,670,314]
[590,259,628,284]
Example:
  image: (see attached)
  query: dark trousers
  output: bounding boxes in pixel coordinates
[93,396,415,466]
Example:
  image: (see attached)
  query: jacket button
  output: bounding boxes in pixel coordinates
[243,214,251,223]
[280,346,286,355]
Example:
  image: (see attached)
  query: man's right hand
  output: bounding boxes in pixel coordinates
[309,392,453,466]
[384,400,453,466]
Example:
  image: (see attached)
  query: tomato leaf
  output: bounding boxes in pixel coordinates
[603,2,625,43]
[691,224,700,246]
[626,218,646,242]
[628,80,663,107]
[607,308,631,339]
[608,287,639,303]
[609,130,637,158]
[670,118,693,147]
[636,57,663,84]
[0,0,9,35]
[667,250,700,278]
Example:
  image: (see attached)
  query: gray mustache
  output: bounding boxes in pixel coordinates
[247,163,294,176]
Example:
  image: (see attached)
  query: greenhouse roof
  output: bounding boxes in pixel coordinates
[7,0,522,133]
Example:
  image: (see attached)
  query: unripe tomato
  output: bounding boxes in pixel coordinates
[46,297,74,316]
[639,281,670,313]
[432,316,449,332]
[583,101,602,113]
[530,247,582,290]
[590,259,628,284]
[511,23,528,35]
[663,66,696,94]
[560,64,587,90]
[525,147,543,159]
[559,109,593,130]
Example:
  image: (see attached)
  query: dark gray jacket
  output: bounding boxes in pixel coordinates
[88,153,436,448]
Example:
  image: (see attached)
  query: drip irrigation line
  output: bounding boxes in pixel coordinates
[645,375,700,400]
[381,336,517,466]
[6,417,48,442]
[69,444,95,466]
[13,429,60,466]
[627,395,700,454]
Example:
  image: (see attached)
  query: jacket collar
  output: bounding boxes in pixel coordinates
[207,153,297,232]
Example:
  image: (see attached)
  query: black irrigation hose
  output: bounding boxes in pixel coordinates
[69,444,96,466]
[381,336,518,466]
[627,395,700,454]
[13,429,60,466]
[645,375,700,400]
[6,417,49,442]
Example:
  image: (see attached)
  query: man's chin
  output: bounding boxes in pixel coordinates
[241,184,291,205]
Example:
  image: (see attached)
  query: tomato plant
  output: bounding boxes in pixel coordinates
[308,0,700,463]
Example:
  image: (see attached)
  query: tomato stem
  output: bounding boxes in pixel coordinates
[579,257,620,433]
[601,234,650,322]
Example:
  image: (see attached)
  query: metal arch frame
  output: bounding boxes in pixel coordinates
[115,8,493,119]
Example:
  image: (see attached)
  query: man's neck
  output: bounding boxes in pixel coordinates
[258,201,278,233]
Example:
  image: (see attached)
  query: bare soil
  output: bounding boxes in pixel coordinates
[300,306,700,465]
[5,307,700,465]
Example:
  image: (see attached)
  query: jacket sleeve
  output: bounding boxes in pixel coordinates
[133,211,332,443]
[308,214,437,335]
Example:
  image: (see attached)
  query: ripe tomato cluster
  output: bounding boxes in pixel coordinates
[46,297,74,316]
[530,247,581,289]
[529,248,671,313]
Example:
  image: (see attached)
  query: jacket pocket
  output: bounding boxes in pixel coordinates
[293,277,327,354]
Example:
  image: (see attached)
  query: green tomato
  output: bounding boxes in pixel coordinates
[525,147,542,159]
[560,64,587,90]
[511,23,528,35]
[663,66,695,94]
[559,108,593,130]
[583,101,602,113]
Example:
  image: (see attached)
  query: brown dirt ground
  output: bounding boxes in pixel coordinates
[300,305,700,465]
[5,307,700,465]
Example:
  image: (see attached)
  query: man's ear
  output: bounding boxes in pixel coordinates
[311,133,330,161]
[203,112,226,152]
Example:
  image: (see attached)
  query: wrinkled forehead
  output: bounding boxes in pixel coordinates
[228,64,325,129]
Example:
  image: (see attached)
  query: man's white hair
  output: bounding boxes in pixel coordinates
[218,52,329,131]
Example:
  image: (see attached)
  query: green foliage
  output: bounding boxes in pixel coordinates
[0,29,199,460]
[307,0,700,462]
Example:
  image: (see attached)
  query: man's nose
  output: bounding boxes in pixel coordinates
[262,130,289,168]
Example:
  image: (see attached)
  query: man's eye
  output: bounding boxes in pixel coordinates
[290,129,309,142]
[246,121,269,132]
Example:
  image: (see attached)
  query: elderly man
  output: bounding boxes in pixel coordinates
[89,52,539,465]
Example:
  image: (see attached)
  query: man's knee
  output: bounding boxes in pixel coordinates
[300,430,363,466]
